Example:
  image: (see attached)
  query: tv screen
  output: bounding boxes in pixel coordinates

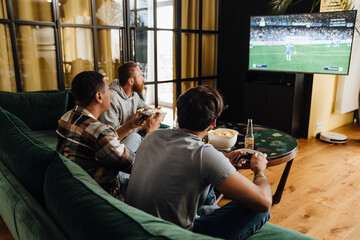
[248,11,357,75]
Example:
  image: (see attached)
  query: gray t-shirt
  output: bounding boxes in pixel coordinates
[125,128,235,230]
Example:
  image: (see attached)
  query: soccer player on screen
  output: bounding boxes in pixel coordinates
[285,43,292,61]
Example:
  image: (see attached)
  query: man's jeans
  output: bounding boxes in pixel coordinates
[118,132,143,197]
[193,201,270,240]
[122,132,143,153]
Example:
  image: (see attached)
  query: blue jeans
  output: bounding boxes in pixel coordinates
[121,132,143,153]
[193,201,270,240]
[117,132,143,197]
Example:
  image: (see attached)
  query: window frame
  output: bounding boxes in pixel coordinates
[2,0,219,105]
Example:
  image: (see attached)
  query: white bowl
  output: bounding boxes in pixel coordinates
[208,128,239,150]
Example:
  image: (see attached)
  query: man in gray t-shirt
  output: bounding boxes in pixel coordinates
[126,86,272,240]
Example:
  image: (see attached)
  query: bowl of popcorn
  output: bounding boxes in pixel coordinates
[208,128,239,150]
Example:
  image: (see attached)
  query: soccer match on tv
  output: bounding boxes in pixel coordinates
[248,11,357,75]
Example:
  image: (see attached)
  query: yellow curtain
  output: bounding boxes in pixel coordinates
[16,25,57,92]
[201,0,217,89]
[98,30,116,84]
[60,0,91,24]
[173,0,219,117]
[0,24,16,92]
[61,0,93,88]
[202,0,218,31]
[12,0,57,92]
[176,0,218,95]
[202,34,217,78]
[17,26,41,91]
[12,0,51,21]
[182,0,199,29]
[0,0,7,18]
[95,0,124,83]
[173,0,200,109]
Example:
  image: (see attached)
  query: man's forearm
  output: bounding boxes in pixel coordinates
[253,171,272,207]
[116,122,133,141]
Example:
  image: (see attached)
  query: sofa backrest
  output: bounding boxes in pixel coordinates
[0,108,58,207]
[44,154,219,240]
[0,90,69,130]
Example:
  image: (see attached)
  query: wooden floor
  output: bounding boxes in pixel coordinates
[219,123,360,239]
[0,123,359,240]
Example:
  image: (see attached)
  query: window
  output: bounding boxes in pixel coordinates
[0,0,219,126]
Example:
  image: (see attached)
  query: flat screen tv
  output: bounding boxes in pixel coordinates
[248,11,357,75]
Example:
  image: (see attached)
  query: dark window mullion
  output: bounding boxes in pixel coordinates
[91,0,98,71]
[153,0,158,107]
[59,23,94,28]
[6,0,22,92]
[13,20,55,26]
[175,0,181,98]
[53,0,64,90]
[198,0,203,86]
[181,29,217,34]
[124,0,131,61]
[145,79,175,85]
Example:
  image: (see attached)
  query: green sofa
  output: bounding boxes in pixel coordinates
[0,91,316,240]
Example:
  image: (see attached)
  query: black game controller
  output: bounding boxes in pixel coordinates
[137,113,150,123]
[137,111,156,124]
[235,152,253,164]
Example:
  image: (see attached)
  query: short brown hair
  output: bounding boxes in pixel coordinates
[117,61,138,86]
[177,86,225,131]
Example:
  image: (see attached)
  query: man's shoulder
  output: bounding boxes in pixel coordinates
[60,110,115,137]
[85,119,116,137]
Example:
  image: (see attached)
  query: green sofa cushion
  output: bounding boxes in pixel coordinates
[0,108,57,206]
[0,160,66,240]
[0,90,69,130]
[32,130,58,150]
[248,222,316,240]
[44,154,219,240]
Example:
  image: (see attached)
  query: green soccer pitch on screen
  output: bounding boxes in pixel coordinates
[248,10,357,75]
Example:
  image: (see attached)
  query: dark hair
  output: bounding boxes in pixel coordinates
[117,61,138,86]
[177,86,225,131]
[71,71,105,107]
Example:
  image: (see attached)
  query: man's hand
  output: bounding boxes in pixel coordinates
[250,152,268,175]
[116,111,145,141]
[128,111,146,129]
[143,112,161,134]
[224,149,247,168]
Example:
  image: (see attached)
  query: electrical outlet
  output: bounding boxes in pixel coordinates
[316,122,322,130]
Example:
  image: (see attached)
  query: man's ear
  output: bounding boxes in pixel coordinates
[211,119,217,128]
[95,92,102,103]
[128,77,134,86]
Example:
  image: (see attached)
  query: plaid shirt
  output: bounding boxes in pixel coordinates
[56,105,135,198]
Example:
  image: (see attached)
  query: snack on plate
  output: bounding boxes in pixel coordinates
[138,108,166,122]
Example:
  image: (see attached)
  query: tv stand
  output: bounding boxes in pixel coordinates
[241,71,313,138]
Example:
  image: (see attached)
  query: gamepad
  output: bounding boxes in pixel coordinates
[137,111,156,124]
[235,152,253,164]
[235,149,262,164]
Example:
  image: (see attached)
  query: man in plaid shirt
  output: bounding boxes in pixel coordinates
[56,71,161,199]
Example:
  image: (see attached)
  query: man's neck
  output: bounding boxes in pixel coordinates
[182,126,212,140]
[84,105,102,119]
[121,85,133,98]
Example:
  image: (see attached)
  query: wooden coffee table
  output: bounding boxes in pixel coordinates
[216,121,298,204]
